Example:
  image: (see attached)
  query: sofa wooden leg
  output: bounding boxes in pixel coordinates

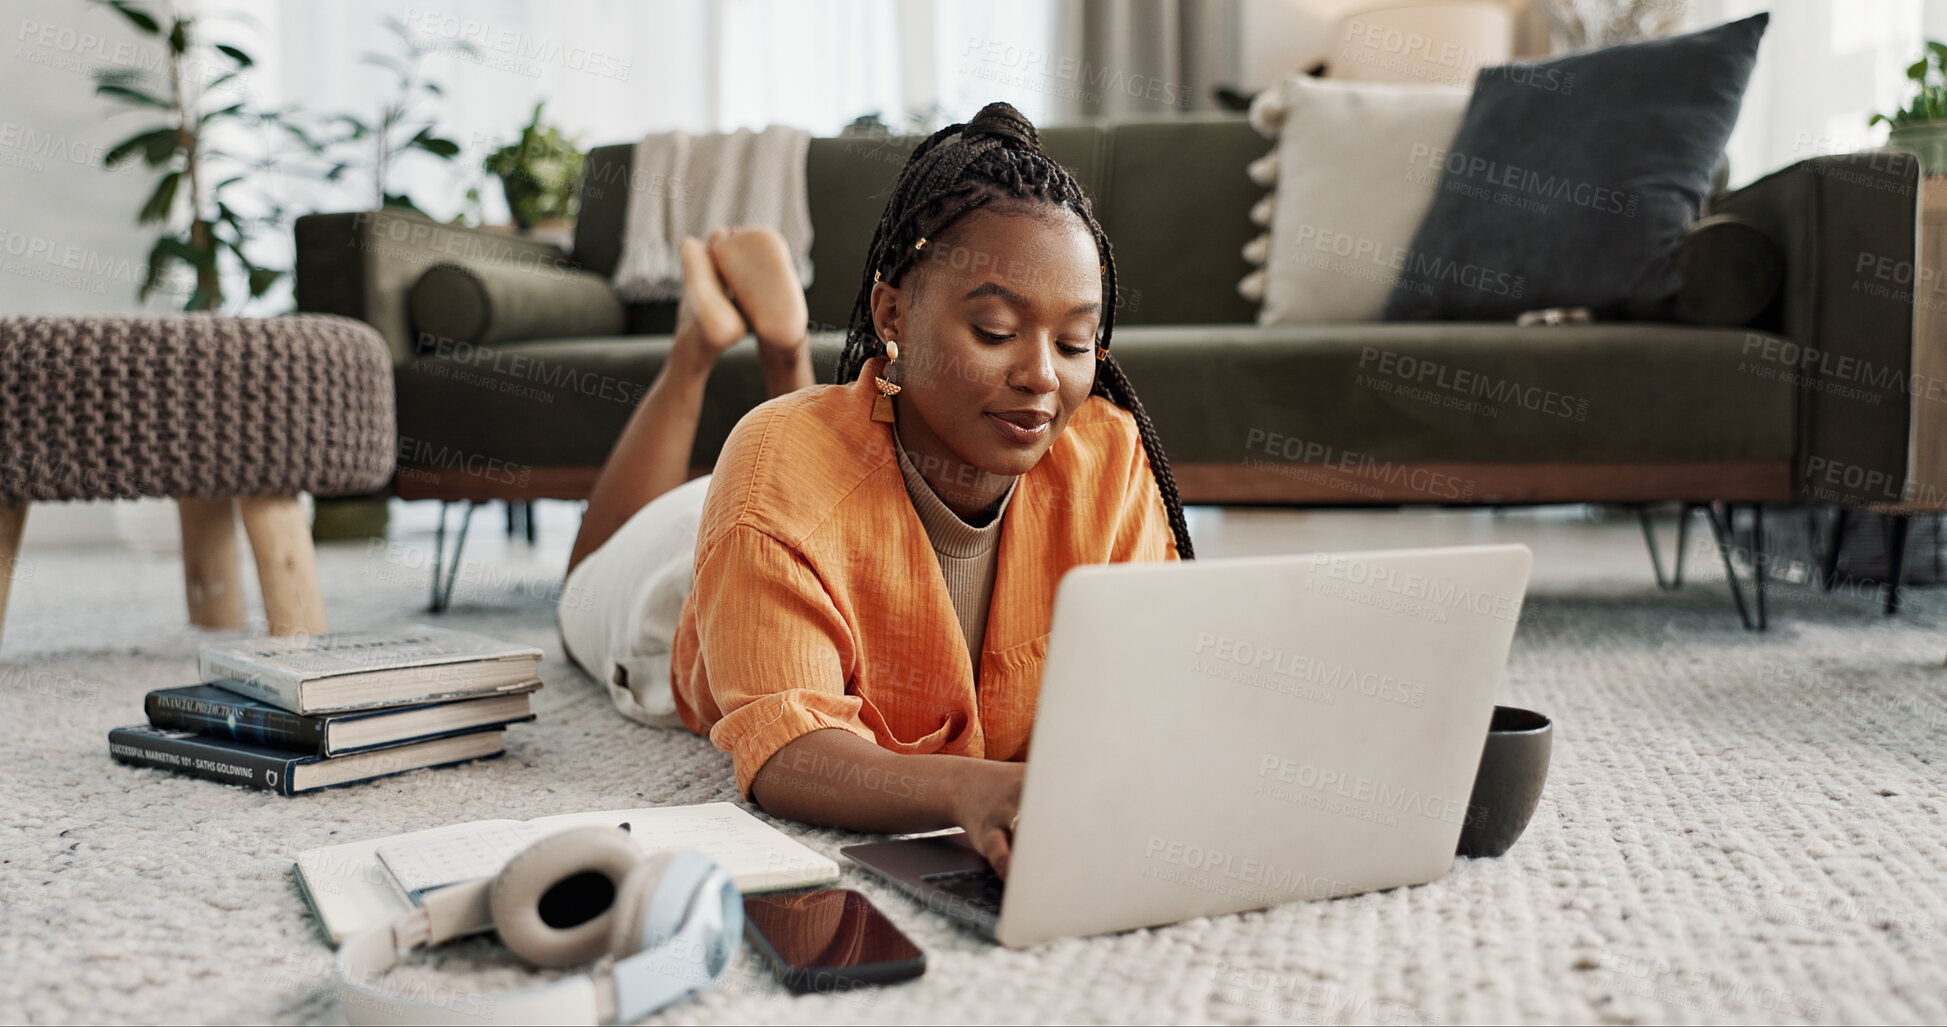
[240,496,327,636]
[178,498,245,629]
[0,504,26,649]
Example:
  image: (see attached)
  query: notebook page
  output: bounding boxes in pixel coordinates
[374,802,838,901]
[530,802,838,890]
[376,821,551,901]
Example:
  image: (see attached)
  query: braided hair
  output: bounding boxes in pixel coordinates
[834,101,1195,559]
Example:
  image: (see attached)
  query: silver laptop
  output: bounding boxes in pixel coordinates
[843,544,1533,948]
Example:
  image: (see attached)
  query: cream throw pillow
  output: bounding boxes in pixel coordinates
[1246,77,1471,324]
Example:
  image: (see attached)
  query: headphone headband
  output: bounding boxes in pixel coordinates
[332,837,740,1026]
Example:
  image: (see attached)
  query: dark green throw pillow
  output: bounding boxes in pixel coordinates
[1382,13,1768,321]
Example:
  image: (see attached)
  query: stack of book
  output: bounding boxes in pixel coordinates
[108,626,543,795]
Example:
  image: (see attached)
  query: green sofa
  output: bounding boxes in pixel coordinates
[294,115,1921,513]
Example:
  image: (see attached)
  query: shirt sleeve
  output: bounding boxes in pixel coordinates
[1112,426,1183,564]
[688,521,879,796]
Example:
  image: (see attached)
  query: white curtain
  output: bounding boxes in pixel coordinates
[218,0,1060,225]
[182,0,1060,314]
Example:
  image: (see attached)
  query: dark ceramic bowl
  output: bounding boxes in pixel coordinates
[1455,705,1553,858]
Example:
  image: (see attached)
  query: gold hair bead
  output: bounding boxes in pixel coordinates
[874,269,881,282]
[1099,263,1107,275]
[1096,344,1109,361]
[914,237,928,250]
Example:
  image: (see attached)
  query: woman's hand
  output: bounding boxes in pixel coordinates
[751,729,1026,876]
[949,759,1025,878]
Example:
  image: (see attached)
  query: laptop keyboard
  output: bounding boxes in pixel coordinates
[921,868,1006,916]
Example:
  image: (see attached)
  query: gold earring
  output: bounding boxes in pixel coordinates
[871,339,901,422]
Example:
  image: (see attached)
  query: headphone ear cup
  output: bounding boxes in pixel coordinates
[489,826,642,968]
[606,851,679,960]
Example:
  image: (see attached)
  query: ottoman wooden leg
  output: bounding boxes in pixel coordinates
[240,496,327,636]
[0,504,26,649]
[178,498,245,629]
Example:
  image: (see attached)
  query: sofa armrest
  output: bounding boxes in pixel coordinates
[294,210,581,363]
[1713,149,1921,505]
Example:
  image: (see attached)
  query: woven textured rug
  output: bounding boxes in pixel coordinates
[3,506,1945,1024]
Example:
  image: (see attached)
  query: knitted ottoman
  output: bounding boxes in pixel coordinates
[0,314,394,644]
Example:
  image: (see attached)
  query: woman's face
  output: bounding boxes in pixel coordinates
[869,206,1103,516]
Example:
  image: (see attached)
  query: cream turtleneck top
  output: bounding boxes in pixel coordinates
[891,424,1017,680]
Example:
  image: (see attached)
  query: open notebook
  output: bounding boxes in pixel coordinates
[295,802,840,944]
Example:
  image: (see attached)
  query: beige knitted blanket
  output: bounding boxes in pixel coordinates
[611,125,815,302]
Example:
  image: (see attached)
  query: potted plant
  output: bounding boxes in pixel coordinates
[319,17,468,217]
[1872,40,1947,175]
[92,0,296,310]
[485,102,584,243]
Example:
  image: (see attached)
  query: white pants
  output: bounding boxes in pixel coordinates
[558,473,713,728]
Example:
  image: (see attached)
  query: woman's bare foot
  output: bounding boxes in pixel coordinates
[673,235,746,371]
[707,226,813,396]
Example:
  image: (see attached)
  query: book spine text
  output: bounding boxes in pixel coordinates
[145,692,327,755]
[108,728,299,795]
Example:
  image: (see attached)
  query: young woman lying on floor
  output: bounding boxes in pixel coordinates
[560,101,1194,877]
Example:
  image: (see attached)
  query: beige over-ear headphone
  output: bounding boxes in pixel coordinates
[335,825,741,1025]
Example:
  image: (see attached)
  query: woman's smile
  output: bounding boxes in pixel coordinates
[986,407,1055,445]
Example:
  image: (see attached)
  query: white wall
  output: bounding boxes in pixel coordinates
[2,0,195,549]
[1,0,179,315]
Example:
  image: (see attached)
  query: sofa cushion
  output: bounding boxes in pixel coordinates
[394,336,850,478]
[409,260,624,348]
[1669,214,1784,326]
[1382,13,1768,321]
[1250,77,1470,324]
[392,325,1794,486]
[1104,322,1795,465]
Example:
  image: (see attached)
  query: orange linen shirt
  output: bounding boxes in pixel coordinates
[670,366,1182,795]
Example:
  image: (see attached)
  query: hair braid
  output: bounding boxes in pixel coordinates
[836,101,1195,560]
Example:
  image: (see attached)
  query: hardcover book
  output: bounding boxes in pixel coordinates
[107,724,506,795]
[295,803,842,943]
[145,683,538,757]
[197,626,543,714]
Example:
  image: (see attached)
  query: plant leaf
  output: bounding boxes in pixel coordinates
[93,67,148,86]
[104,1,161,35]
[382,193,426,216]
[215,43,254,67]
[157,235,210,270]
[360,52,407,76]
[414,136,460,158]
[197,102,244,125]
[247,267,283,297]
[96,83,172,109]
[138,237,173,301]
[105,127,179,168]
[167,17,188,55]
[184,284,219,312]
[138,170,182,225]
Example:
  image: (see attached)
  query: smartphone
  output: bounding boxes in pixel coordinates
[742,888,926,994]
